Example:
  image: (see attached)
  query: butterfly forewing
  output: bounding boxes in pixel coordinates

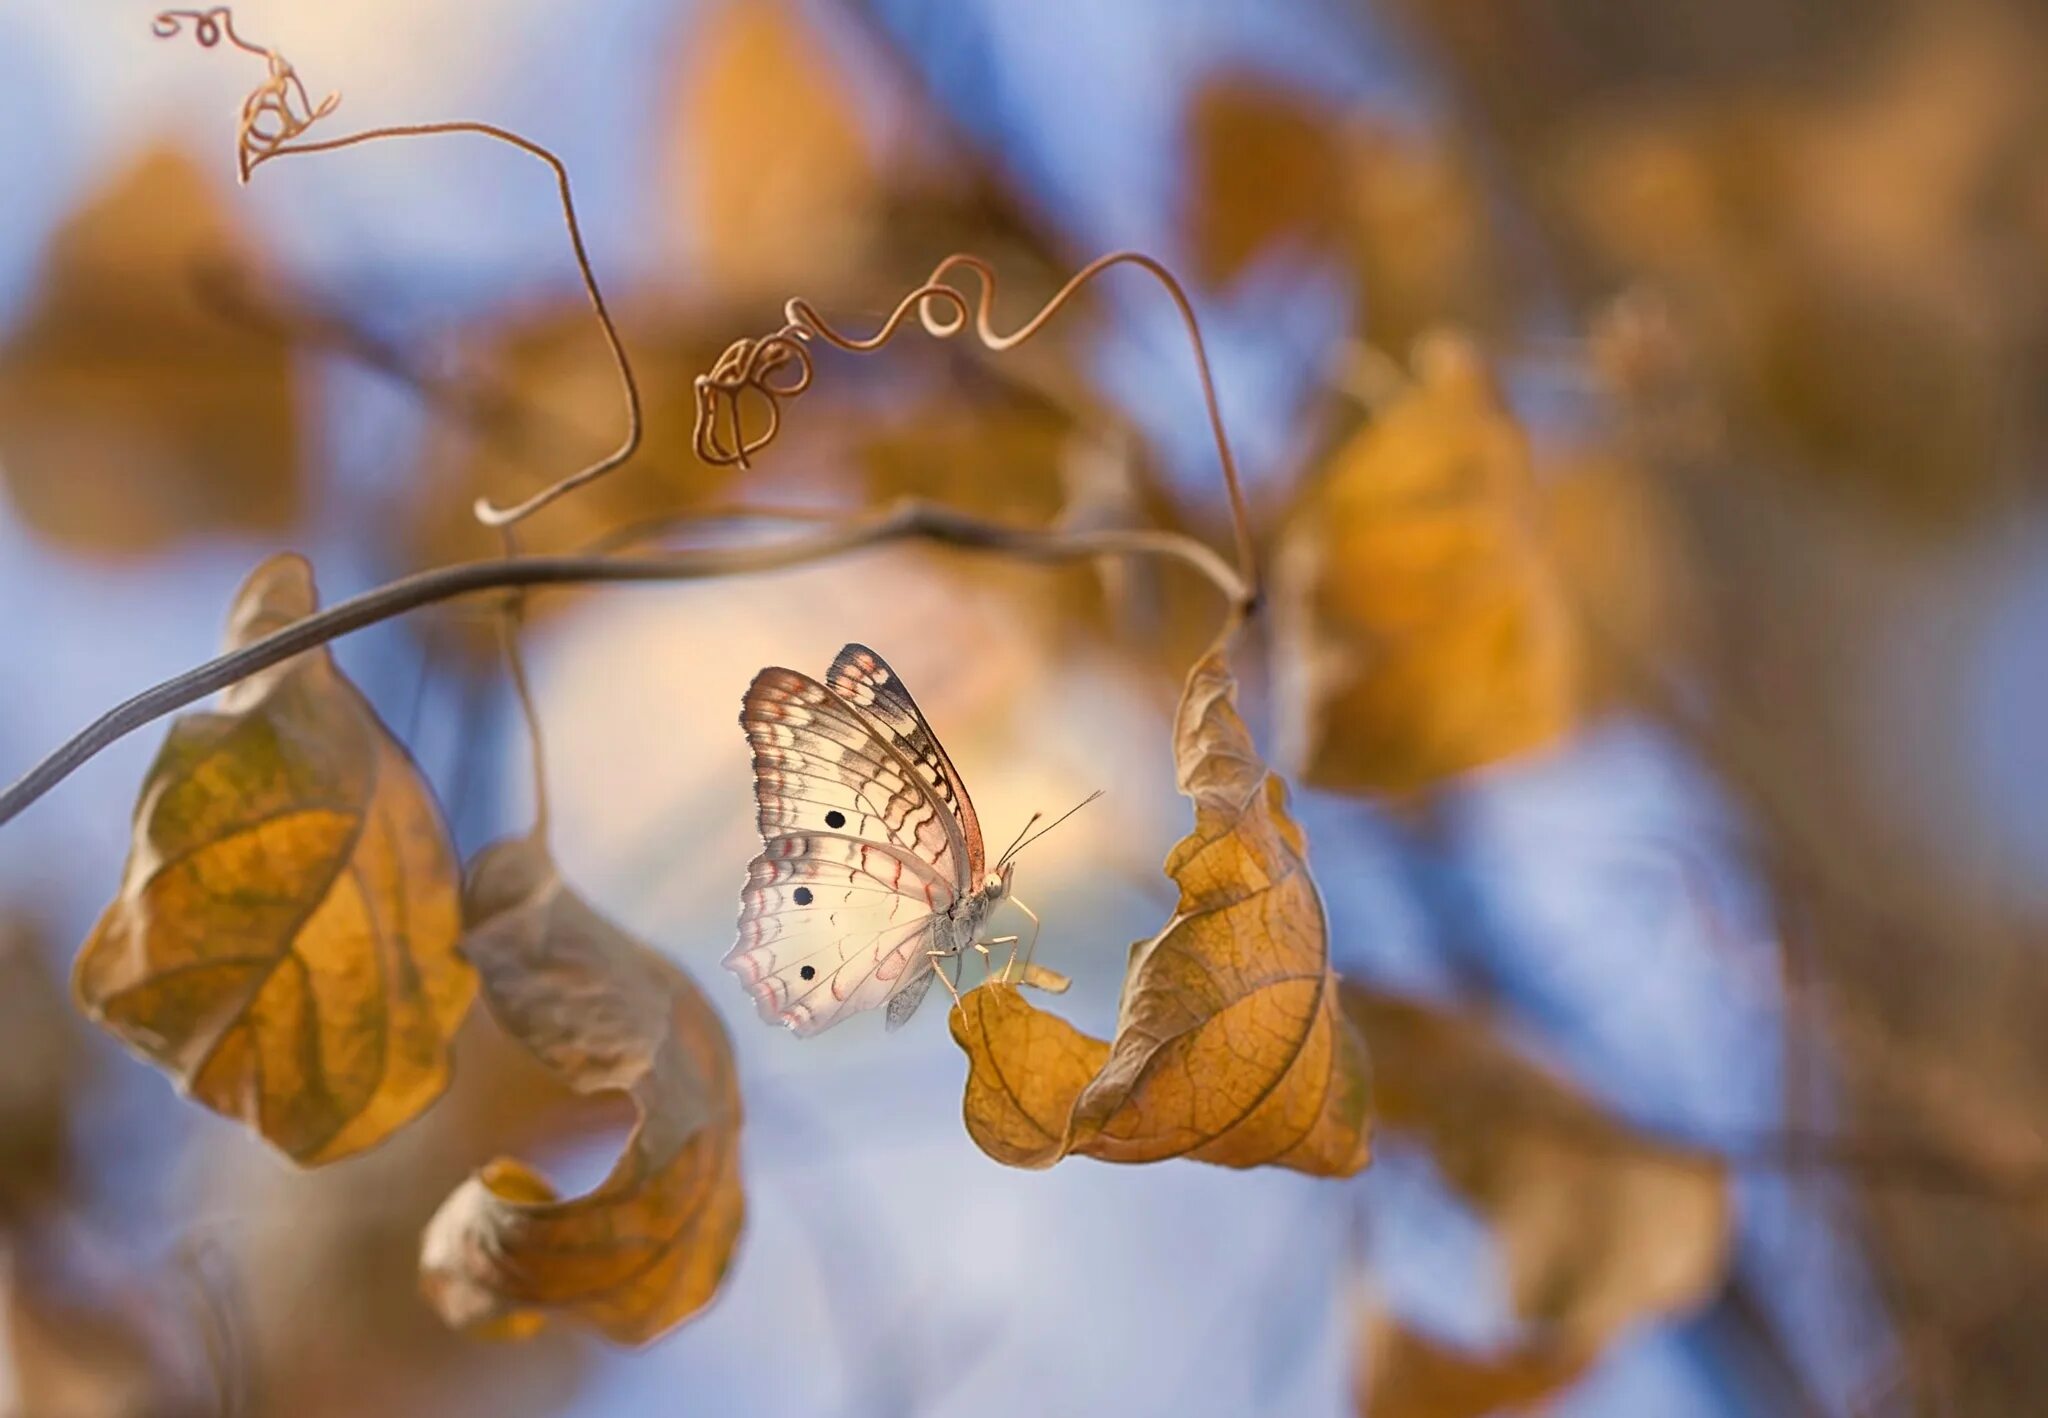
[825,643,986,881]
[728,646,986,1034]
[742,666,970,888]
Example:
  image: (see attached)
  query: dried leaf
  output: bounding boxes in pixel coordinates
[0,146,301,555]
[1274,336,1579,794]
[667,0,878,297]
[952,641,1372,1177]
[1356,1309,1586,1418]
[420,837,744,1345]
[0,919,86,1219]
[1185,77,1346,287]
[75,554,474,1164]
[1541,7,2044,529]
[1345,127,1506,356]
[1347,987,1730,1411]
[1539,445,1696,703]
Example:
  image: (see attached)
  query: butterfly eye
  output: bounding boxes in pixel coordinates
[800,965,816,981]
[825,810,846,829]
[793,887,813,906]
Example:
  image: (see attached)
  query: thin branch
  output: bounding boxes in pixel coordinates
[0,503,1246,828]
[494,528,551,840]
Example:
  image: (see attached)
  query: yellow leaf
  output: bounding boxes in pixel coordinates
[1184,77,1346,287]
[1273,336,1580,794]
[1345,987,1730,1410]
[1356,1310,1586,1418]
[1539,443,1697,702]
[952,984,1107,1169]
[75,555,474,1165]
[0,147,302,556]
[951,640,1373,1177]
[1345,127,1506,357]
[667,0,878,297]
[420,837,745,1345]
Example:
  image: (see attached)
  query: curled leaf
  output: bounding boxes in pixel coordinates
[75,554,473,1165]
[1273,336,1579,794]
[951,641,1372,1177]
[420,838,744,1345]
[1346,987,1730,1410]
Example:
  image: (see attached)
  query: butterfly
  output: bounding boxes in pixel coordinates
[724,643,1041,1036]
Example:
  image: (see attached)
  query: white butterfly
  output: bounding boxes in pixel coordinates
[724,643,1039,1035]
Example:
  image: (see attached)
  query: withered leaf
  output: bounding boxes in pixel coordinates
[1273,336,1579,794]
[0,918,86,1218]
[1347,987,1730,1411]
[951,641,1372,1176]
[420,837,744,1345]
[1184,77,1347,288]
[75,554,474,1165]
[1356,1308,1586,1418]
[0,146,301,556]
[667,0,879,297]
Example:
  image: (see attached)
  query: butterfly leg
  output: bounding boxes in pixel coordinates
[924,949,964,1005]
[1011,896,1043,972]
[980,935,1021,984]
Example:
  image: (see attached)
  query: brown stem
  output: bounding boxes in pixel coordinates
[0,503,1247,828]
[256,123,641,528]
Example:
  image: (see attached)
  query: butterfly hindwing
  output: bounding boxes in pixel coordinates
[727,832,952,1035]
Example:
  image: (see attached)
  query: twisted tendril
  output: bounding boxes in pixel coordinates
[152,10,637,531]
[154,9,339,182]
[691,250,1258,597]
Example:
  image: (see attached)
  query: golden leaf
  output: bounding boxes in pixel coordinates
[1347,987,1730,1411]
[666,0,878,297]
[1184,77,1346,287]
[951,641,1373,1177]
[1273,336,1579,794]
[1183,83,1504,350]
[1356,1309,1586,1418]
[420,837,745,1345]
[75,554,474,1165]
[1345,126,1506,357]
[0,147,301,556]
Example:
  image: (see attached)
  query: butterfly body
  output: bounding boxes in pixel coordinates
[725,644,1005,1036]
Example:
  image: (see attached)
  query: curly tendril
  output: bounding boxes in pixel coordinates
[153,8,339,182]
[152,9,638,531]
[691,250,1258,597]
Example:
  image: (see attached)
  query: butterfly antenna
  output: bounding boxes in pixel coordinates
[995,812,1043,870]
[1001,790,1105,865]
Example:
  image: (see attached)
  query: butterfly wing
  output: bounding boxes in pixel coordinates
[825,644,986,882]
[726,832,952,1035]
[730,655,979,1034]
[741,663,975,888]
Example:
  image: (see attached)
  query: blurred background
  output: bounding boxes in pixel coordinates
[3,0,2047,1414]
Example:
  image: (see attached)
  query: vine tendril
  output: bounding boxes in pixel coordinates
[152,9,640,531]
[691,251,1259,601]
[153,9,339,183]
